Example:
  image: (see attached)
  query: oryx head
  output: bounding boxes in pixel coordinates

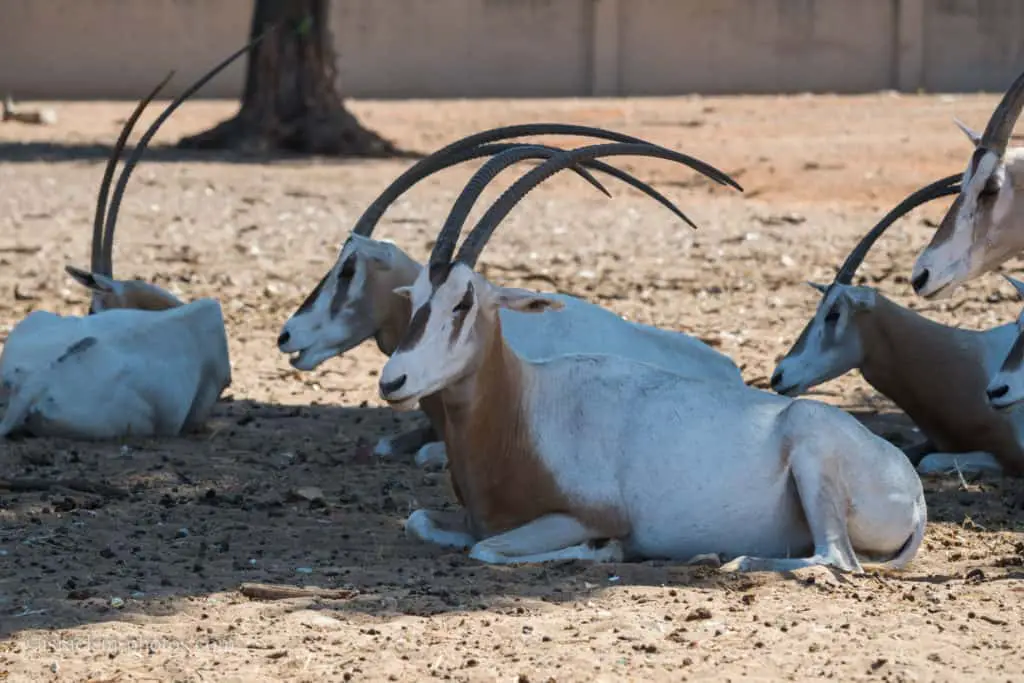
[772,175,962,396]
[985,276,1024,410]
[912,69,1024,299]
[65,34,268,314]
[278,124,710,371]
[379,141,742,407]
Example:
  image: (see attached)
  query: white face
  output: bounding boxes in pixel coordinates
[770,283,871,396]
[378,262,561,409]
[912,147,1022,299]
[986,278,1024,410]
[278,235,392,371]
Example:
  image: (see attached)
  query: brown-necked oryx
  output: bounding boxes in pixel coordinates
[0,35,264,439]
[378,142,927,571]
[771,176,1024,477]
[278,125,745,466]
[913,67,1024,298]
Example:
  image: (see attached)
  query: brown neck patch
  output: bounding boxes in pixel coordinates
[441,314,628,540]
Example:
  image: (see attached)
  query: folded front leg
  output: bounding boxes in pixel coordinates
[468,514,622,565]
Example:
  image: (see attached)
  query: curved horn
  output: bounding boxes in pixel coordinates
[454,142,743,268]
[981,68,1024,157]
[350,122,726,237]
[430,143,707,265]
[92,72,175,276]
[833,174,962,285]
[429,145,604,264]
[101,26,276,277]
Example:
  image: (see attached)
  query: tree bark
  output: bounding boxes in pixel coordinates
[177,0,402,157]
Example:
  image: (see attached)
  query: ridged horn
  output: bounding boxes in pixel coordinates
[834,174,962,285]
[454,142,743,268]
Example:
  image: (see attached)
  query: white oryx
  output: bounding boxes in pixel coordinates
[771,176,1024,477]
[278,125,745,467]
[378,142,927,571]
[0,36,262,439]
[912,67,1024,298]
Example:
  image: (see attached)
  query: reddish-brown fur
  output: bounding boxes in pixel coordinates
[439,310,628,540]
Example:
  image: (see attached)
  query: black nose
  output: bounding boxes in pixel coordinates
[770,370,783,388]
[912,269,930,294]
[277,330,290,348]
[988,384,1010,401]
[380,374,407,396]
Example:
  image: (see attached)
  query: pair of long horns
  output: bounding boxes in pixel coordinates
[430,141,742,268]
[83,25,276,279]
[348,122,732,240]
[833,173,962,286]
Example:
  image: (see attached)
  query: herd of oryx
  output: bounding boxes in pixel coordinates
[5,36,1024,575]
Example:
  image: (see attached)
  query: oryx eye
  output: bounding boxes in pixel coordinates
[453,284,473,314]
[824,307,840,324]
[980,179,1000,198]
[339,257,356,279]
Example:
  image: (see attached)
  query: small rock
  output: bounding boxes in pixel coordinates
[291,486,325,503]
[110,597,125,609]
[685,607,712,621]
[176,527,190,538]
[296,567,313,574]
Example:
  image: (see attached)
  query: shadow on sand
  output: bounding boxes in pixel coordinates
[1,396,1022,641]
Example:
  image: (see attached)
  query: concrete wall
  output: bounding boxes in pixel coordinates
[0,0,1023,99]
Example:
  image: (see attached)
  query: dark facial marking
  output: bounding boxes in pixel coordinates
[329,255,357,316]
[56,336,98,364]
[397,302,432,352]
[449,282,474,347]
[824,306,840,324]
[968,146,989,179]
[295,271,329,315]
[1002,331,1024,372]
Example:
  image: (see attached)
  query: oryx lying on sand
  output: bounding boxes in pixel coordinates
[772,175,1024,477]
[378,142,927,571]
[0,36,263,439]
[913,67,1024,298]
[278,124,744,466]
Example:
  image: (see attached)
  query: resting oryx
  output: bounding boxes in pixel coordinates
[771,176,1024,477]
[912,66,1024,298]
[0,36,261,439]
[984,278,1024,414]
[278,124,744,466]
[378,142,927,571]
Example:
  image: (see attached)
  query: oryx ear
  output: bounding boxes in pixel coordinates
[494,286,565,314]
[65,265,116,293]
[1003,274,1024,300]
[953,118,982,147]
[806,281,829,295]
[392,285,414,300]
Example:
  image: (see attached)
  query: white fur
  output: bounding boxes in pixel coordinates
[381,265,927,571]
[282,234,743,461]
[0,299,231,439]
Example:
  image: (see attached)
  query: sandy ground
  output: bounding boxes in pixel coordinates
[1,93,1024,682]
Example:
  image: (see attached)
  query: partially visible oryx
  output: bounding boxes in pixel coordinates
[772,176,1024,477]
[278,124,745,466]
[378,142,927,571]
[912,67,1024,298]
[0,36,263,439]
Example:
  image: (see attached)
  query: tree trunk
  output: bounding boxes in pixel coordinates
[177,0,402,157]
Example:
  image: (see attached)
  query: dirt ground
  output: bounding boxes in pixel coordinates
[1,93,1024,682]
